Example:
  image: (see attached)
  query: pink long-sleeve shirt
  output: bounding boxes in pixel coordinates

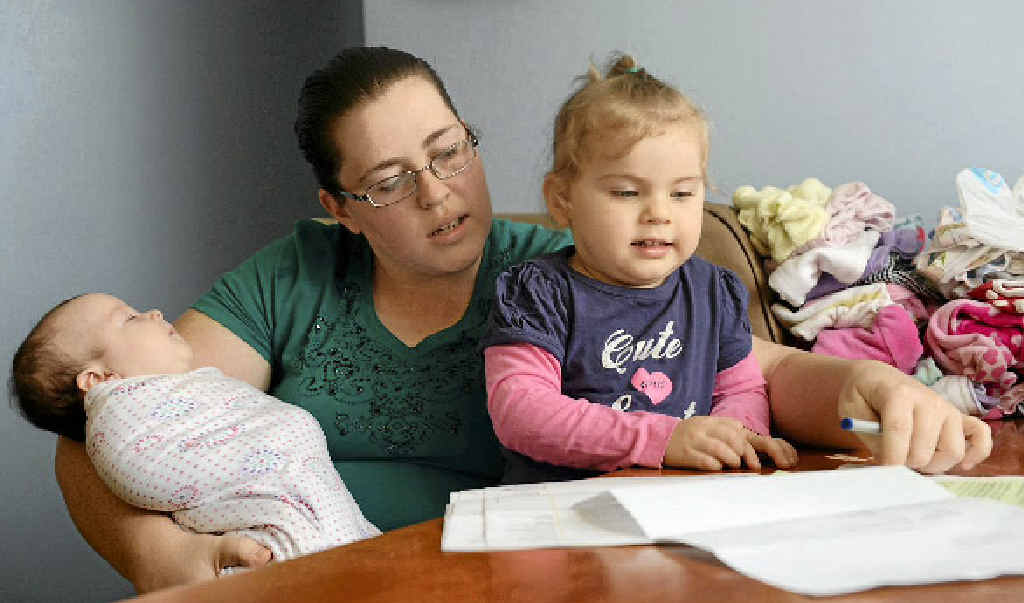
[485,343,769,472]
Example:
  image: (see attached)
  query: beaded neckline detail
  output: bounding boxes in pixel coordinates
[289,240,511,456]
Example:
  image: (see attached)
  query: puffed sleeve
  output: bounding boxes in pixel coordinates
[191,238,286,362]
[716,268,754,372]
[481,260,571,363]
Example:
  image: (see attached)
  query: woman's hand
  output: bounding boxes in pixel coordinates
[663,416,798,471]
[132,529,271,593]
[838,360,993,474]
[754,337,994,475]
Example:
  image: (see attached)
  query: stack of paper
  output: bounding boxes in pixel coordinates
[442,467,1024,595]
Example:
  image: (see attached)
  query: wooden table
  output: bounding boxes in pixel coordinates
[133,420,1024,602]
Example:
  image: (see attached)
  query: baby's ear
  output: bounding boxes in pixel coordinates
[318,189,361,235]
[76,367,121,393]
[543,173,572,229]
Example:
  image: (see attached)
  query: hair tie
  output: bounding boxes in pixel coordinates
[627,66,640,73]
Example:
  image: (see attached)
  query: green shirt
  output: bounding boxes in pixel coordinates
[192,218,571,530]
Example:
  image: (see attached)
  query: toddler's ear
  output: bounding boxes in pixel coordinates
[76,367,122,393]
[543,173,572,229]
[318,189,361,235]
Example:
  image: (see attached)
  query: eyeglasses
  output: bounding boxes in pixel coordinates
[337,133,479,208]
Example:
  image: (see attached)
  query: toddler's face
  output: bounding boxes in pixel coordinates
[55,293,194,379]
[550,125,705,288]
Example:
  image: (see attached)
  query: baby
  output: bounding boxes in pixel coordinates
[11,293,380,563]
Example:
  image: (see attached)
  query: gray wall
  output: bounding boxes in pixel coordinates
[1,2,362,600]
[366,0,1024,226]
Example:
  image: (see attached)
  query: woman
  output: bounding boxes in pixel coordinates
[54,46,992,593]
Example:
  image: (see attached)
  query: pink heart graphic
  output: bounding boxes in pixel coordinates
[631,367,673,405]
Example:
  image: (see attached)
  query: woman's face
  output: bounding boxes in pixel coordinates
[325,76,493,283]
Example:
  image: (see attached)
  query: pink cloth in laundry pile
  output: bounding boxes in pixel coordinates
[813,305,923,373]
[925,299,1019,392]
[952,302,1024,362]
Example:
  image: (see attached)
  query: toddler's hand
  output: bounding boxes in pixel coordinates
[663,416,797,471]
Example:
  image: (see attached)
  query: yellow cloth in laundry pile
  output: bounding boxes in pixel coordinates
[733,178,831,263]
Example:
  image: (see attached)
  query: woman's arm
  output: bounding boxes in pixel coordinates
[53,310,273,592]
[55,438,271,592]
[175,309,271,390]
[754,335,993,472]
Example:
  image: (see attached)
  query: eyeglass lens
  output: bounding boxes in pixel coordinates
[365,138,476,207]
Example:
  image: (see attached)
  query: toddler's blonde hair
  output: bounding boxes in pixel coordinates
[550,53,709,183]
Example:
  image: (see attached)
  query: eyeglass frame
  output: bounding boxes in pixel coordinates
[334,131,480,208]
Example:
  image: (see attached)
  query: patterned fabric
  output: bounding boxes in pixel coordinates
[855,255,947,306]
[967,280,1024,315]
[85,368,381,561]
[925,299,1022,395]
[192,219,572,530]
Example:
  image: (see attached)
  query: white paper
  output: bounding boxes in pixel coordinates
[442,474,754,551]
[482,479,662,549]
[602,465,952,540]
[441,488,486,552]
[682,497,1024,596]
[441,467,1024,595]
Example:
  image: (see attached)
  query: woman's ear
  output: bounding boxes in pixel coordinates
[76,366,122,394]
[318,189,361,235]
[543,173,572,229]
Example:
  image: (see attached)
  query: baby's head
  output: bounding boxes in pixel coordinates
[544,53,709,289]
[11,293,193,441]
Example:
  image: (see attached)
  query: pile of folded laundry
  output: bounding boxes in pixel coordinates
[733,169,1024,418]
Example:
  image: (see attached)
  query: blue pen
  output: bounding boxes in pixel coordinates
[839,417,882,435]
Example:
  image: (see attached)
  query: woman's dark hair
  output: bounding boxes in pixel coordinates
[295,46,460,195]
[10,296,89,442]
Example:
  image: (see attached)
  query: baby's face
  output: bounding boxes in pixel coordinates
[56,293,194,378]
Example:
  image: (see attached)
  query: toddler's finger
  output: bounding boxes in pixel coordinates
[749,434,796,468]
[740,442,761,471]
[686,451,724,471]
[701,438,743,469]
[704,424,751,460]
[775,438,799,467]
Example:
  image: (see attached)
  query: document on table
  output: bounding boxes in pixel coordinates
[679,496,1024,596]
[442,474,755,552]
[442,475,753,551]
[933,474,1024,508]
[442,466,1024,595]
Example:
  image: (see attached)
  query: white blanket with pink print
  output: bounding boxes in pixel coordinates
[84,367,379,562]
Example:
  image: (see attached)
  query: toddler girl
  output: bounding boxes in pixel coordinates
[482,55,797,483]
[12,293,380,563]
